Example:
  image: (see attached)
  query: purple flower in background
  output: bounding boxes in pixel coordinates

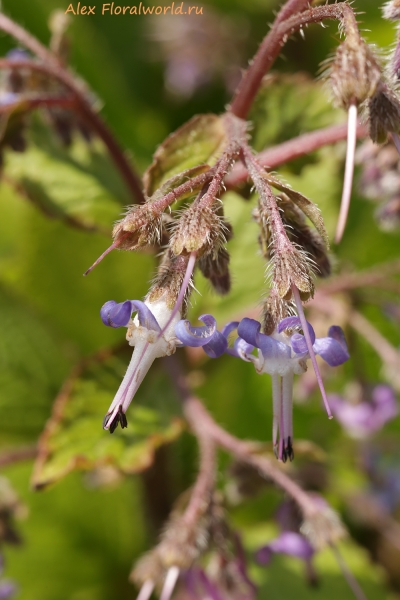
[0,557,16,600]
[226,316,349,462]
[329,384,398,439]
[256,531,314,565]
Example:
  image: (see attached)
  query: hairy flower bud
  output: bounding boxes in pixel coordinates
[112,203,162,250]
[368,81,400,143]
[198,247,231,295]
[261,288,291,335]
[147,250,193,312]
[170,201,228,258]
[329,35,381,109]
[273,246,315,302]
[383,0,400,20]
[277,195,331,278]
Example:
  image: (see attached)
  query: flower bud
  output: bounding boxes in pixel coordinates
[383,0,400,20]
[261,288,290,335]
[329,35,381,109]
[170,201,227,258]
[368,82,400,143]
[198,247,231,295]
[273,246,315,302]
[112,203,162,250]
[147,250,193,311]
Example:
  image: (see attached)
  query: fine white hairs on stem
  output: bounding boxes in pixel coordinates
[291,284,332,419]
[136,579,155,600]
[159,566,180,600]
[335,102,358,244]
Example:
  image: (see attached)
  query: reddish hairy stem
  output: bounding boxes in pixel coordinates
[0,94,77,113]
[0,55,145,205]
[230,2,354,119]
[225,122,367,188]
[165,355,322,521]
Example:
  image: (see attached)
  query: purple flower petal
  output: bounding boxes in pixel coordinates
[290,333,309,355]
[372,385,398,419]
[100,300,132,328]
[100,300,161,331]
[313,336,349,366]
[278,317,316,354]
[0,581,16,600]
[227,337,255,360]
[6,48,29,60]
[328,326,348,352]
[131,300,161,332]
[175,314,218,347]
[221,321,240,338]
[203,330,228,358]
[257,532,314,564]
[238,318,290,360]
[237,318,262,347]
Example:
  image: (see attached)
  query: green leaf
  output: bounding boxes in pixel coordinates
[143,114,226,196]
[32,348,184,489]
[0,285,70,443]
[3,117,130,232]
[249,73,342,152]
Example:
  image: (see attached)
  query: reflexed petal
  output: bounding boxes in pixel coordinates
[290,333,309,355]
[313,336,350,366]
[131,300,161,332]
[221,321,240,338]
[328,326,348,352]
[278,317,316,351]
[203,331,228,358]
[257,532,314,563]
[227,337,255,361]
[278,317,315,342]
[100,300,132,327]
[238,318,289,360]
[237,318,262,346]
[175,314,218,347]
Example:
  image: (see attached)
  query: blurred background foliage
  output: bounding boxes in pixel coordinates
[0,0,399,598]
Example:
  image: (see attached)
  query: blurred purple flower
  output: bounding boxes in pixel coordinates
[256,531,314,565]
[329,384,398,439]
[0,557,16,600]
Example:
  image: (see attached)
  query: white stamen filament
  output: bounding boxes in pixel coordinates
[136,580,155,600]
[160,566,180,600]
[291,285,332,419]
[335,101,358,244]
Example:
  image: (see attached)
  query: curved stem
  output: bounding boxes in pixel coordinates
[335,102,358,244]
[225,122,367,188]
[230,2,354,119]
[0,54,144,205]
